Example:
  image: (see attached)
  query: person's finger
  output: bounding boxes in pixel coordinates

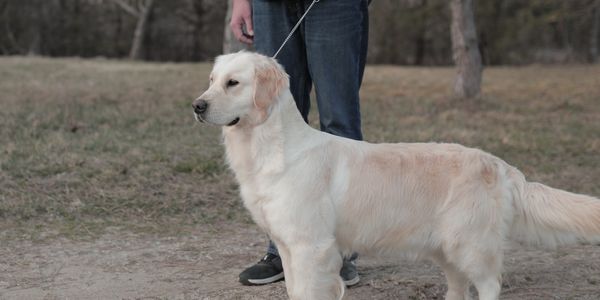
[244,14,254,37]
[230,20,243,40]
[239,34,253,44]
[230,23,250,44]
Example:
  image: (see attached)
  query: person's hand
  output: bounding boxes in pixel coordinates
[230,0,254,44]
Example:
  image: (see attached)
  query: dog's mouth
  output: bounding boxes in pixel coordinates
[194,113,205,123]
[194,113,239,127]
[226,117,240,126]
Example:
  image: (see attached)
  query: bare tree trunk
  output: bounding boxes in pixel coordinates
[2,1,25,54]
[591,1,599,63]
[191,0,204,61]
[450,0,482,99]
[27,31,40,55]
[112,0,155,60]
[176,0,206,61]
[129,0,154,60]
[223,0,247,53]
[0,0,8,54]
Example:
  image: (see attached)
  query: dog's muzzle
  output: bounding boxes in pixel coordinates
[191,100,240,126]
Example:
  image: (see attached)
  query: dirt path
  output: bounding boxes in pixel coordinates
[1,224,599,300]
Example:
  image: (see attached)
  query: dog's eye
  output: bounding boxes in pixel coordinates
[227,79,239,87]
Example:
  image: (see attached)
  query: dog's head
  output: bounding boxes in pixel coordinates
[192,51,289,127]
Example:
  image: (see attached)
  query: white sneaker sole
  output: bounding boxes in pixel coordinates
[247,272,359,286]
[247,272,285,285]
[344,274,360,287]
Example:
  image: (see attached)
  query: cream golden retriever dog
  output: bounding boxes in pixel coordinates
[192,52,600,300]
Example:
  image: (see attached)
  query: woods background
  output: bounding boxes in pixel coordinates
[1,0,599,65]
[1,2,600,298]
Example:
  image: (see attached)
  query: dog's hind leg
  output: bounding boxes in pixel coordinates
[472,275,501,300]
[448,248,502,300]
[431,254,472,300]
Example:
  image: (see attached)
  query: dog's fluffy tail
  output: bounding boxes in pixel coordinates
[511,179,600,247]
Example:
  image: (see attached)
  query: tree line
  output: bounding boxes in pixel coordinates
[0,0,226,61]
[0,0,598,65]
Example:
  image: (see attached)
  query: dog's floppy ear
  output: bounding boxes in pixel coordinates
[253,57,289,110]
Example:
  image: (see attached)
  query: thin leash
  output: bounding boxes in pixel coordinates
[272,0,320,59]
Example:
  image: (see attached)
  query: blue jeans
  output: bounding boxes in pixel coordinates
[252,0,369,257]
[253,0,368,140]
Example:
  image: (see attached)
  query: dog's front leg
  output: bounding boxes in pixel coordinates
[271,240,296,297]
[277,238,344,300]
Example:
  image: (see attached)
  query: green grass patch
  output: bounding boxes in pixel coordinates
[1,57,598,239]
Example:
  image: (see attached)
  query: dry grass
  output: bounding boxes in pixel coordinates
[0,57,598,239]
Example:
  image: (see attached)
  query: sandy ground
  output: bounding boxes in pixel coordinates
[1,224,600,300]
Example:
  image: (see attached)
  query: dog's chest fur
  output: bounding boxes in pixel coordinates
[222,125,286,231]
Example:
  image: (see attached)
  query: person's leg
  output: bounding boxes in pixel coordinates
[240,0,367,287]
[239,0,312,286]
[253,0,317,256]
[303,0,369,140]
[300,0,368,286]
[266,239,279,256]
[253,0,312,121]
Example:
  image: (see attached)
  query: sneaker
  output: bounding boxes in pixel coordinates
[239,253,284,286]
[340,258,360,286]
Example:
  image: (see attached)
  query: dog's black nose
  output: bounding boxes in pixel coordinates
[193,100,208,114]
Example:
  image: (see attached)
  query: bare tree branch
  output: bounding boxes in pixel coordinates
[175,10,198,26]
[111,0,139,17]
